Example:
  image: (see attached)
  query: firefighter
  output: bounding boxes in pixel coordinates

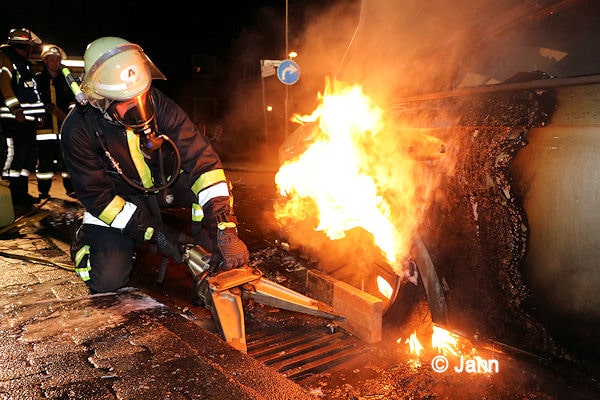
[60,37,249,293]
[35,44,76,200]
[0,28,46,209]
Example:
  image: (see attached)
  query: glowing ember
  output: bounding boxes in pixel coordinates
[406,330,424,356]
[398,325,492,374]
[274,80,424,272]
[432,325,460,356]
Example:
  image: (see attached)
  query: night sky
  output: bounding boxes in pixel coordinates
[2,1,339,150]
[2,1,325,73]
[4,1,599,150]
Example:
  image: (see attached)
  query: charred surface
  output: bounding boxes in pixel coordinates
[395,86,563,357]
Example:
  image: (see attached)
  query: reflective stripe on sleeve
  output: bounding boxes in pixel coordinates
[88,201,136,230]
[191,203,204,222]
[96,196,127,226]
[191,169,226,195]
[197,181,229,207]
[4,97,18,108]
[111,202,137,230]
[144,226,155,241]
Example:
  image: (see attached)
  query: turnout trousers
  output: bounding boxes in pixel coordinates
[71,223,136,293]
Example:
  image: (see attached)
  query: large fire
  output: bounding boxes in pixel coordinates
[274,80,433,274]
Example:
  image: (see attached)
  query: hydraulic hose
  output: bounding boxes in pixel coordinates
[0,250,74,271]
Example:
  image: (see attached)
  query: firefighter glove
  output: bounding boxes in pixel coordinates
[122,204,158,244]
[215,218,249,270]
[152,225,193,263]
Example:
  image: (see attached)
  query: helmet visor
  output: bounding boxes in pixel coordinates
[109,91,154,128]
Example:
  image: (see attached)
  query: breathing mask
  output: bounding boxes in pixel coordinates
[107,91,164,153]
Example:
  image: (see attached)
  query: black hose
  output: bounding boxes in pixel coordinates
[0,250,74,271]
[97,132,181,194]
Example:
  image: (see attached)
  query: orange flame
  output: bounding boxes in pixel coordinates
[376,275,394,299]
[432,325,460,356]
[399,325,491,374]
[274,80,426,271]
[406,330,424,356]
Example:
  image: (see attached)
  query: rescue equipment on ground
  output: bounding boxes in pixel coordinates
[157,243,346,353]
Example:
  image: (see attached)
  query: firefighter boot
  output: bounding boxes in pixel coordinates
[62,176,76,198]
[20,176,36,206]
[9,176,34,208]
[37,178,52,201]
[8,177,19,205]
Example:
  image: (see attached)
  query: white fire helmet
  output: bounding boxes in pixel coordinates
[7,28,42,45]
[81,37,166,111]
[41,44,67,61]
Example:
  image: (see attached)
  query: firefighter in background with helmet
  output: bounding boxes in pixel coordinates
[60,37,249,293]
[35,44,76,200]
[0,28,46,210]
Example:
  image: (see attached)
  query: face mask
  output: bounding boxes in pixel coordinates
[108,91,164,153]
[108,91,154,128]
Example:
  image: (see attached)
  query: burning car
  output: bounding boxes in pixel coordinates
[272,0,599,363]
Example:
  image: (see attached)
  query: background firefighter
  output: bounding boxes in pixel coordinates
[35,44,76,200]
[0,28,46,210]
[60,37,249,294]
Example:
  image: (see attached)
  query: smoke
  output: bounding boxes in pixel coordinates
[295,0,597,104]
[221,0,598,163]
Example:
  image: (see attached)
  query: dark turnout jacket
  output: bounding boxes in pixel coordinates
[60,87,231,240]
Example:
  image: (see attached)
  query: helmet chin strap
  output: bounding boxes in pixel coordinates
[100,109,118,124]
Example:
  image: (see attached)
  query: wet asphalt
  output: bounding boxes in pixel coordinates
[0,174,311,400]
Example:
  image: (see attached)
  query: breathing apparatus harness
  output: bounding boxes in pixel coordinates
[63,68,181,197]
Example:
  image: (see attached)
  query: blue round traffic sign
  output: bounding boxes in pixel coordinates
[277,59,300,85]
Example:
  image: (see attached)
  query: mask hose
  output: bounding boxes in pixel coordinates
[95,130,181,193]
[66,69,182,194]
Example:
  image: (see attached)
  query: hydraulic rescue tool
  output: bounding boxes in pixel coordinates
[160,244,345,353]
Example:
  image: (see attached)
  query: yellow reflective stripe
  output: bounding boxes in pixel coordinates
[191,169,226,195]
[126,129,153,188]
[217,222,236,230]
[36,172,54,179]
[191,203,204,222]
[144,227,155,241]
[98,196,126,225]
[74,245,89,266]
[50,83,59,133]
[5,97,19,108]
[74,245,91,281]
